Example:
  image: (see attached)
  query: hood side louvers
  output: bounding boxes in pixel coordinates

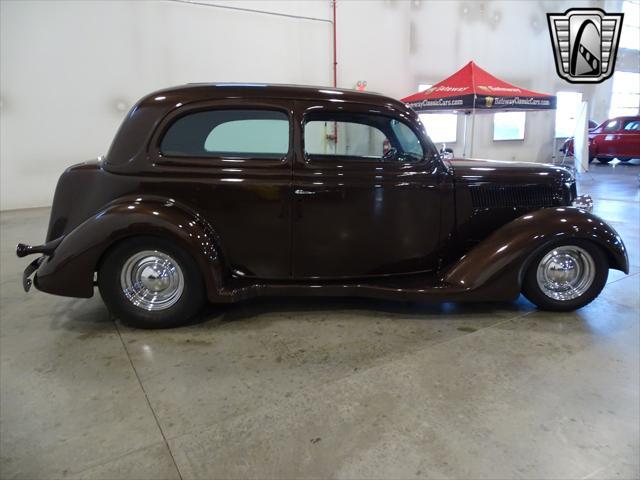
[470,184,555,209]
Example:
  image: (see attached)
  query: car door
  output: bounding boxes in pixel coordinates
[151,101,294,279]
[291,101,447,279]
[594,119,620,157]
[620,119,640,158]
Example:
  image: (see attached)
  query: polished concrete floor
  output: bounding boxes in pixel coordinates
[1,163,639,479]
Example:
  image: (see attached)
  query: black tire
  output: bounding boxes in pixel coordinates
[597,157,612,164]
[98,236,205,328]
[522,240,608,312]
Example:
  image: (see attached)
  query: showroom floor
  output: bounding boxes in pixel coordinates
[1,163,638,479]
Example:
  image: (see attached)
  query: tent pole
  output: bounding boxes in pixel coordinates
[469,105,476,158]
[462,113,468,158]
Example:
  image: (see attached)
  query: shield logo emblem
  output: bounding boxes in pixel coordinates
[547,8,624,84]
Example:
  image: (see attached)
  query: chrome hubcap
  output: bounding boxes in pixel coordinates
[536,246,595,301]
[120,250,184,311]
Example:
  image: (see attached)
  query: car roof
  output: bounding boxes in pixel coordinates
[106,83,419,169]
[611,116,640,122]
[141,83,407,109]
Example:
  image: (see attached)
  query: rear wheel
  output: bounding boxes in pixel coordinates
[597,157,612,164]
[522,240,608,311]
[99,236,205,328]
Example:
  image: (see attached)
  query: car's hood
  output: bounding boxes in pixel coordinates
[449,158,574,185]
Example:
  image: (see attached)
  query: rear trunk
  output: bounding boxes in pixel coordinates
[46,159,133,241]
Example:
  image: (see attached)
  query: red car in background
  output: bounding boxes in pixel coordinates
[562,116,640,164]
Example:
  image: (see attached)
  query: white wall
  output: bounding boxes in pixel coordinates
[1,0,635,210]
[0,0,332,210]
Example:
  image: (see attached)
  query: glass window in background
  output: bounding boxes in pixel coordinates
[555,91,583,138]
[493,112,526,141]
[609,71,640,118]
[416,83,458,144]
[620,1,640,50]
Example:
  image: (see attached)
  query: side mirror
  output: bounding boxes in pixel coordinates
[440,147,454,160]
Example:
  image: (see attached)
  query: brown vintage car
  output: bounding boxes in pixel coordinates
[17,84,628,328]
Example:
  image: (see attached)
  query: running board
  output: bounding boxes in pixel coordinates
[213,273,511,303]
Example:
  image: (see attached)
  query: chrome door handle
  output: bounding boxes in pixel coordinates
[294,189,316,195]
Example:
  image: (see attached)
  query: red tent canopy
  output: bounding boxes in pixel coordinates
[402,61,556,112]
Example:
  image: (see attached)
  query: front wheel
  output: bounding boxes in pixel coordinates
[98,236,205,328]
[597,157,613,164]
[522,240,608,311]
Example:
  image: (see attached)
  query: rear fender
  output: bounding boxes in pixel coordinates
[34,196,224,300]
[443,207,629,299]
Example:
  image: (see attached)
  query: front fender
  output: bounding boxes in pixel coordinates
[34,196,224,299]
[443,207,629,299]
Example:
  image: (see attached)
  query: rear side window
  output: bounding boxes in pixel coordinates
[623,120,640,131]
[161,109,289,158]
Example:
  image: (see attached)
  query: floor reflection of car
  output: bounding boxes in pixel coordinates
[561,116,640,164]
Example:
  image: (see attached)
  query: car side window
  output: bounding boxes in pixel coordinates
[304,119,387,160]
[623,120,640,131]
[161,109,289,158]
[303,112,424,162]
[603,120,619,131]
